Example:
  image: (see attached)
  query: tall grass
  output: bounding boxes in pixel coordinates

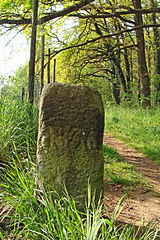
[0,158,159,239]
[0,99,159,239]
[105,106,160,164]
[0,98,38,161]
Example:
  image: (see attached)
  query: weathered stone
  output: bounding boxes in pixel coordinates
[37,83,104,208]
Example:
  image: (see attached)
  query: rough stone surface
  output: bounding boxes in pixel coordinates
[37,83,104,208]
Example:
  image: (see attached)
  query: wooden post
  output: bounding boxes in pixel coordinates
[22,87,25,103]
[47,48,50,84]
[40,35,45,94]
[53,59,56,82]
[28,0,39,105]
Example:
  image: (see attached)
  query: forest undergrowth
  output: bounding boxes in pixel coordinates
[0,99,159,239]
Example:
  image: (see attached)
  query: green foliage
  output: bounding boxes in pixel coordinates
[1,0,160,107]
[0,0,32,16]
[0,63,29,100]
[0,74,7,87]
[105,106,160,164]
[104,145,149,188]
[0,98,38,161]
[0,63,40,103]
[56,49,113,106]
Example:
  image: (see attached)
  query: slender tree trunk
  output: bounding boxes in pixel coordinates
[132,0,151,107]
[120,29,132,95]
[22,87,25,103]
[112,82,121,105]
[48,48,51,84]
[94,22,127,95]
[151,0,160,104]
[110,66,121,105]
[130,49,134,84]
[111,56,127,93]
[153,27,160,76]
[154,27,160,104]
[111,23,128,94]
[28,0,39,105]
[40,35,45,94]
[137,72,141,103]
[147,46,151,76]
[124,48,131,91]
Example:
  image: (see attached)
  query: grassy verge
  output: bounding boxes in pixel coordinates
[0,99,159,238]
[104,145,149,189]
[0,155,159,239]
[105,106,160,164]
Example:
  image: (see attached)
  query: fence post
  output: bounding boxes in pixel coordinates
[53,59,56,82]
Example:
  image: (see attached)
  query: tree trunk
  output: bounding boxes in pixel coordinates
[137,72,141,103]
[110,66,121,105]
[40,35,45,94]
[111,56,127,94]
[130,49,134,85]
[53,59,56,82]
[154,27,160,104]
[28,0,39,105]
[120,29,132,95]
[112,82,121,105]
[48,48,51,84]
[151,0,160,104]
[124,48,131,91]
[94,22,127,96]
[132,0,151,107]
[22,87,25,103]
[147,46,151,76]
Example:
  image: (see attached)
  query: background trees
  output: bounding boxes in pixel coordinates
[0,64,29,100]
[52,0,160,107]
[0,0,160,107]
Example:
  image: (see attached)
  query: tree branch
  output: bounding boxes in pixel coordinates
[0,18,31,25]
[38,0,95,24]
[4,25,28,46]
[69,7,160,19]
[1,3,160,27]
[0,0,95,26]
[49,24,160,59]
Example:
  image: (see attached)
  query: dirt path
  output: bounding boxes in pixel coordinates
[103,134,160,226]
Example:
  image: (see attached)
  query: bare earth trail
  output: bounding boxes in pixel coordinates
[103,134,160,226]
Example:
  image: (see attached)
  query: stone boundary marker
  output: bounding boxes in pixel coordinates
[37,83,104,209]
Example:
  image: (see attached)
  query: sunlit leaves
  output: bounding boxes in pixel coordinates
[0,0,33,14]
